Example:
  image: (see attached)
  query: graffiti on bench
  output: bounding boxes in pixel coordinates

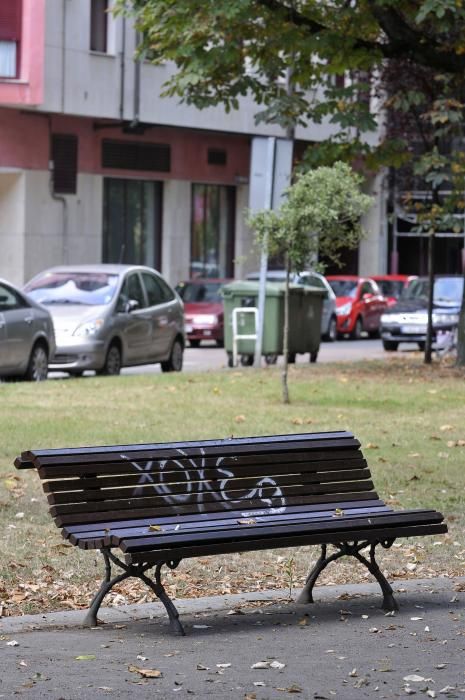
[121,448,287,514]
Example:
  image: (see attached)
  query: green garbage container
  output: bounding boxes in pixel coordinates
[222,280,324,367]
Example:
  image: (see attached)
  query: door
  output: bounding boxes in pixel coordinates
[115,272,152,363]
[141,271,177,359]
[0,282,35,371]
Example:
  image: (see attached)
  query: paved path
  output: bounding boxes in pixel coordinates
[1,577,463,699]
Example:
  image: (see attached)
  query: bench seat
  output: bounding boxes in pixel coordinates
[15,430,447,635]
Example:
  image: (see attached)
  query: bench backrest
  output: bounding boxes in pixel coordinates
[16,431,377,528]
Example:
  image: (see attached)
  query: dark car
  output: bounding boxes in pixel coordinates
[380,275,463,351]
[327,275,388,339]
[24,265,185,375]
[175,279,231,347]
[0,277,55,381]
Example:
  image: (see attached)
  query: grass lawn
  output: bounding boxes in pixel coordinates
[1,357,464,617]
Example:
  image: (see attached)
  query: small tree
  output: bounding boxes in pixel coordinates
[248,162,372,403]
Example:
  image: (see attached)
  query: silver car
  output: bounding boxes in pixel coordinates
[246,269,338,341]
[24,265,185,376]
[0,277,55,381]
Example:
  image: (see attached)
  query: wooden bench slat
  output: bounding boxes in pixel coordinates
[31,435,361,468]
[49,480,375,518]
[40,455,367,490]
[53,491,379,527]
[125,522,448,565]
[69,506,398,549]
[62,498,389,538]
[22,431,356,464]
[46,468,372,506]
[118,510,445,553]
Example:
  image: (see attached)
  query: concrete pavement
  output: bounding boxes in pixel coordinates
[1,576,463,699]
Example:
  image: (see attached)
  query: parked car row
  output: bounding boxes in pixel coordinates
[1,265,459,382]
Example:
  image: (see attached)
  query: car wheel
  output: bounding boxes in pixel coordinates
[310,350,318,363]
[418,341,425,351]
[382,340,398,351]
[287,352,296,364]
[216,338,224,348]
[161,339,184,372]
[351,317,363,340]
[189,339,200,348]
[323,316,337,342]
[98,343,122,376]
[368,329,380,339]
[25,343,48,381]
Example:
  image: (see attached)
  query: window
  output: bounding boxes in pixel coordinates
[142,272,174,306]
[103,178,162,268]
[0,282,25,312]
[0,0,22,78]
[191,184,235,278]
[52,134,78,194]
[102,140,171,173]
[90,0,108,52]
[207,148,227,166]
[118,273,146,311]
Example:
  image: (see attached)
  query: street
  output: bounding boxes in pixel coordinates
[121,338,390,376]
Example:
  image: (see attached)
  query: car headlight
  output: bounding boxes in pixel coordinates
[73,319,105,337]
[336,303,352,316]
[432,313,459,326]
[192,314,218,325]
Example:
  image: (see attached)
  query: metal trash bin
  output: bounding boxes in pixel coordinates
[222,280,324,366]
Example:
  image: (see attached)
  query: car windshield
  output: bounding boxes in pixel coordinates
[328,280,358,297]
[176,281,223,303]
[400,277,463,303]
[25,272,119,306]
[376,280,405,298]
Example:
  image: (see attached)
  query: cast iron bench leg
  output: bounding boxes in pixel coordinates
[298,540,398,612]
[140,562,185,637]
[83,550,131,627]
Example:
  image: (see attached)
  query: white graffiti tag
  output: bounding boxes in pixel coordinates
[122,450,287,514]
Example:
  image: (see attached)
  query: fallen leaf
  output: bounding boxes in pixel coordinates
[148,525,162,532]
[6,640,19,647]
[128,665,162,678]
[75,655,96,661]
[234,415,246,423]
[237,519,257,525]
[403,674,425,682]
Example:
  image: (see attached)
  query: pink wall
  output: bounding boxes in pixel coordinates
[0,109,250,184]
[0,0,45,106]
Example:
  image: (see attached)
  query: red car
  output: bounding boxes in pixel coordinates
[370,275,417,306]
[327,275,388,339]
[175,279,231,347]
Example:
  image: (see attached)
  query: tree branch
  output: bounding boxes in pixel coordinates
[255,0,465,74]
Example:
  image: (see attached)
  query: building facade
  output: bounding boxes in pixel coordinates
[0,0,386,287]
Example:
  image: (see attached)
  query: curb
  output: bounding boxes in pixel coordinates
[0,576,462,635]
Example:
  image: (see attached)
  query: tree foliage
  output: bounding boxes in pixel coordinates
[248,162,372,270]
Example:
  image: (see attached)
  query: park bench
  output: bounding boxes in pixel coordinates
[15,431,447,636]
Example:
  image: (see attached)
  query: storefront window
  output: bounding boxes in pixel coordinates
[103,178,162,269]
[191,184,235,278]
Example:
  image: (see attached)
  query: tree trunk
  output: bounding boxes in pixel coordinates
[282,252,290,404]
[424,231,435,364]
[456,269,465,366]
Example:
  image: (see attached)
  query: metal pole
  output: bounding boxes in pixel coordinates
[254,137,276,367]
